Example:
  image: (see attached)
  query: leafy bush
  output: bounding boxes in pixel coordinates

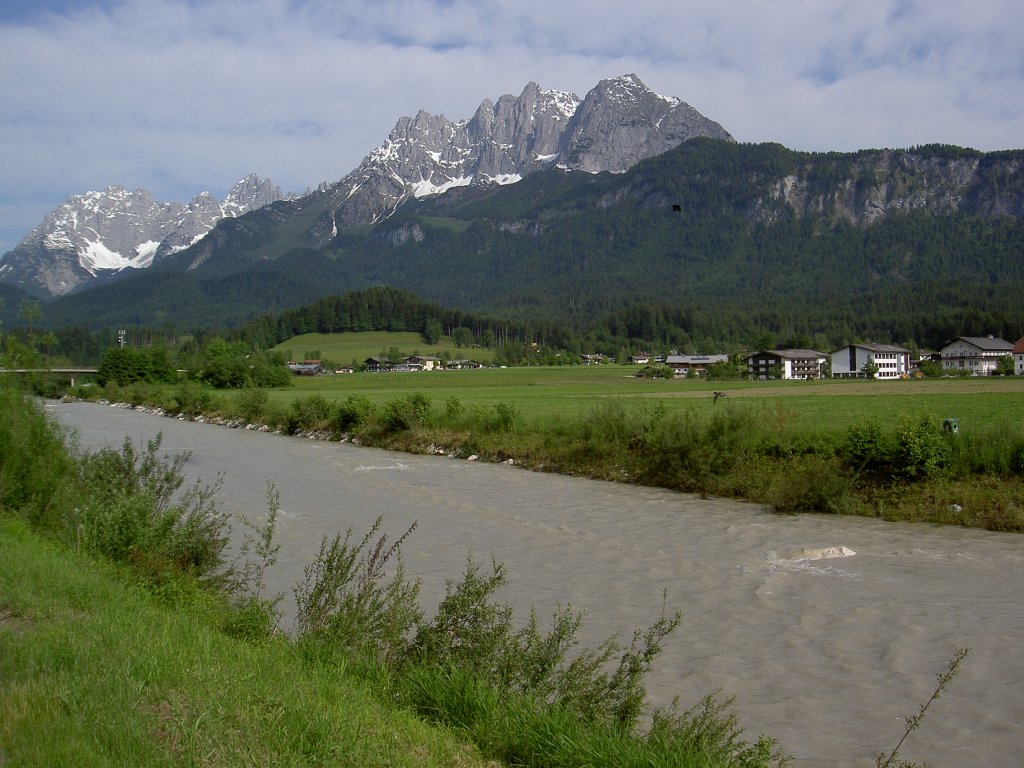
[236,385,269,423]
[640,407,754,496]
[380,393,432,432]
[443,396,465,420]
[413,556,681,729]
[335,394,377,431]
[77,435,233,589]
[893,415,951,480]
[288,393,335,432]
[0,384,78,531]
[492,401,520,432]
[173,381,213,416]
[648,693,787,767]
[765,455,851,514]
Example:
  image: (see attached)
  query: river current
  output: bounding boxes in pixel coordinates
[49,401,1024,767]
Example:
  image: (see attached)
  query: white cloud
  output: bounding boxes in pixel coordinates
[1,0,1022,255]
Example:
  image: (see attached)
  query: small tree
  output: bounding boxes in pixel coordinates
[453,326,474,348]
[995,355,1014,376]
[421,319,443,345]
[860,356,880,379]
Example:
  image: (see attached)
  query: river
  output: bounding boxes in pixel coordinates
[49,400,1024,767]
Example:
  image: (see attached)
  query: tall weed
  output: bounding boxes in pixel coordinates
[294,516,422,665]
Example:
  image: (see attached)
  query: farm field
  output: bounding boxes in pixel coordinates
[271,331,488,367]
[271,362,1024,437]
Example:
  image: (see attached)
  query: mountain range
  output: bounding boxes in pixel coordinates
[0,74,730,300]
[2,74,1023,349]
[0,175,287,298]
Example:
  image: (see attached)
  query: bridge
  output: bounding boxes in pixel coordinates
[1,368,99,386]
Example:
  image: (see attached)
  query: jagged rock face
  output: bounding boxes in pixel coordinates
[317,73,733,239]
[1,74,734,297]
[0,174,285,298]
[562,74,732,173]
[760,151,1024,224]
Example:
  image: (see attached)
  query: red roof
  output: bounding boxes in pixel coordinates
[1013,337,1024,354]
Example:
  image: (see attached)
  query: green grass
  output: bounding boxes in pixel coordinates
[64,338,1024,531]
[275,364,1024,435]
[271,331,491,367]
[0,517,491,768]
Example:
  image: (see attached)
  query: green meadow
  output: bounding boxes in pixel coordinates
[271,331,486,366]
[275,361,1024,437]
[66,332,1024,531]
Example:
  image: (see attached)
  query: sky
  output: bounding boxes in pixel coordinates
[1,0,1022,255]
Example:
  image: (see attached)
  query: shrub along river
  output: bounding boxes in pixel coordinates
[50,400,1024,768]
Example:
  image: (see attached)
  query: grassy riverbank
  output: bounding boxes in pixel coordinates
[0,518,492,767]
[71,368,1024,531]
[1,384,788,767]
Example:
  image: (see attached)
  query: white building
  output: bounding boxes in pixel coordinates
[746,349,827,380]
[940,336,1013,376]
[1014,337,1024,376]
[665,354,729,377]
[831,343,911,379]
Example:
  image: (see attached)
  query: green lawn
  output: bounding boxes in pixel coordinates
[269,363,1024,436]
[271,331,491,367]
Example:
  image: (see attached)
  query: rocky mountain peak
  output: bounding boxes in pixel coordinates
[316,74,731,238]
[1,75,734,298]
[563,73,731,173]
[0,174,285,298]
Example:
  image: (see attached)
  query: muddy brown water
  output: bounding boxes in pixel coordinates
[49,400,1024,767]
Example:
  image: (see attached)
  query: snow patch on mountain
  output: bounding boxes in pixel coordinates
[0,174,287,297]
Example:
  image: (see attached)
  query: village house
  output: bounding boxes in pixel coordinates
[627,352,653,365]
[746,349,827,380]
[940,336,1014,375]
[665,354,729,377]
[581,354,610,365]
[405,355,441,371]
[446,359,483,370]
[363,356,390,372]
[830,343,912,379]
[1014,337,1024,376]
[287,360,325,376]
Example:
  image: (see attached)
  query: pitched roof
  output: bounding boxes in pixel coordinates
[843,343,911,354]
[1014,337,1024,354]
[953,336,1013,351]
[665,354,729,364]
[752,349,827,360]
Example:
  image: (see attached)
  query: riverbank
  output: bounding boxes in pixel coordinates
[64,382,1024,532]
[3,387,790,768]
[0,517,494,768]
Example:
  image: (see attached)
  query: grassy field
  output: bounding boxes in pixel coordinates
[62,332,1024,530]
[273,364,1024,436]
[271,331,491,367]
[266,333,1024,436]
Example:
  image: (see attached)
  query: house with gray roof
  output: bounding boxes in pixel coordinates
[665,354,729,377]
[940,336,1013,376]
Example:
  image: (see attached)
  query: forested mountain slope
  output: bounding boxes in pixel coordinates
[41,140,1024,349]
